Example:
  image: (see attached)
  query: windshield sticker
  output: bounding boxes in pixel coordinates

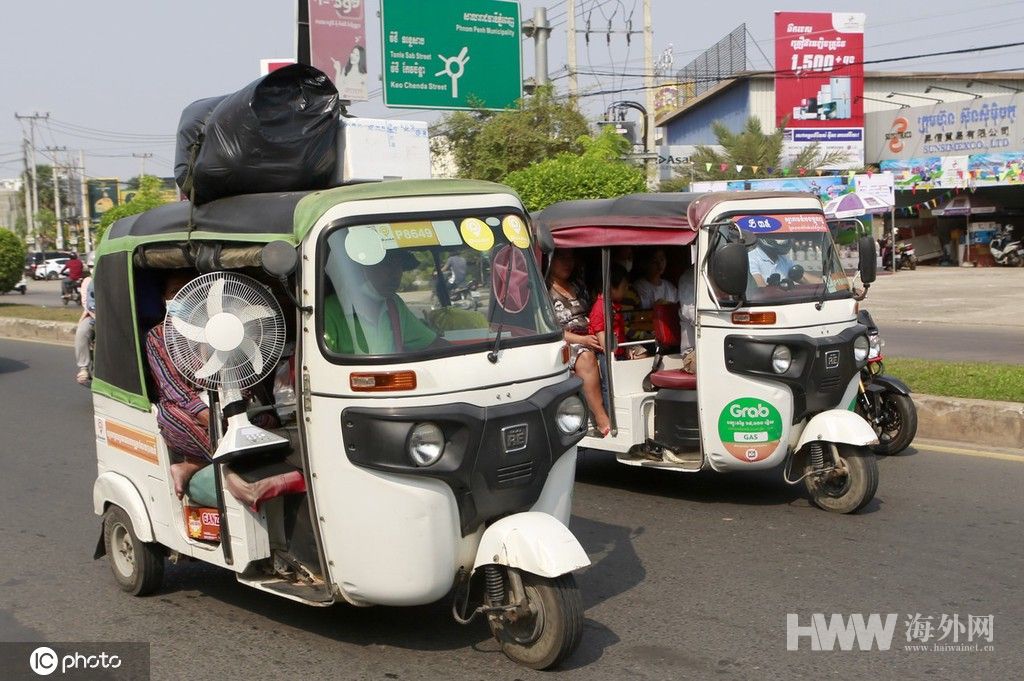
[431,220,463,246]
[460,217,495,252]
[718,398,783,462]
[345,226,387,265]
[390,221,441,248]
[735,213,828,233]
[491,245,531,313]
[502,215,530,249]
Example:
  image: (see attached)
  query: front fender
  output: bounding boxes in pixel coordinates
[869,374,911,396]
[473,512,590,578]
[93,472,154,542]
[796,409,878,451]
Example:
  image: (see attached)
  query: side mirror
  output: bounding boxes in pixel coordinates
[857,235,877,284]
[534,222,555,255]
[710,243,750,296]
[261,240,299,278]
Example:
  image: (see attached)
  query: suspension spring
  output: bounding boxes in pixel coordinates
[484,565,505,606]
[809,441,826,471]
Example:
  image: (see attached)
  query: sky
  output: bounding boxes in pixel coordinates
[2,0,1023,182]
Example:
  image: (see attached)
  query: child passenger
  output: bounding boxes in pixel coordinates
[589,264,648,360]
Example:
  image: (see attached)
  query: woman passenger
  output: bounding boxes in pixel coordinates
[633,246,678,309]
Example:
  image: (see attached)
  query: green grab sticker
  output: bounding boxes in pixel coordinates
[718,398,784,462]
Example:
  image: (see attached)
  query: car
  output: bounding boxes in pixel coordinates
[35,257,70,280]
[26,250,74,279]
[9,277,27,294]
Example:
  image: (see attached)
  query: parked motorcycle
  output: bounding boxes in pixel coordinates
[989,226,1023,267]
[878,235,917,271]
[855,310,918,455]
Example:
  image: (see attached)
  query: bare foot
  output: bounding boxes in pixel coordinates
[170,461,204,500]
[225,471,267,509]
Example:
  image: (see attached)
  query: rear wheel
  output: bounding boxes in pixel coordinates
[103,506,164,596]
[805,445,878,514]
[870,392,918,455]
[489,571,583,670]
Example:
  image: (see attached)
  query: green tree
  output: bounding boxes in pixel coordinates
[19,164,76,247]
[661,116,851,191]
[0,229,26,293]
[95,175,170,242]
[431,85,591,182]
[503,127,647,212]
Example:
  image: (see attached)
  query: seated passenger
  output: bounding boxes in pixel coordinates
[677,262,696,351]
[547,248,611,436]
[323,250,442,355]
[589,264,647,360]
[144,270,281,509]
[610,245,641,310]
[633,247,678,309]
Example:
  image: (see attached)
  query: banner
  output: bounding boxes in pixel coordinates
[308,0,368,102]
[774,12,865,129]
[86,179,119,223]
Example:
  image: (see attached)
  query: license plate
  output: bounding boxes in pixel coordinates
[502,424,528,453]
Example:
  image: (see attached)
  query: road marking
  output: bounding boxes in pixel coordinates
[919,442,1024,463]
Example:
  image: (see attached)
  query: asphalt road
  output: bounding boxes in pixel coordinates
[1,338,1021,680]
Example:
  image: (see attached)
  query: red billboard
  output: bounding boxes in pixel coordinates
[308,0,368,102]
[774,12,865,129]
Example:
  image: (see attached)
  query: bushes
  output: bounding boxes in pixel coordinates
[0,229,26,293]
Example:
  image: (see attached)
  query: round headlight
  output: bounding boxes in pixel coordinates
[408,423,445,466]
[868,333,882,360]
[771,345,792,374]
[853,335,870,363]
[555,395,587,434]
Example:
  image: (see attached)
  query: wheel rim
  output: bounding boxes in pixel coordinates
[110,522,135,577]
[877,396,904,443]
[504,584,546,645]
[818,459,853,498]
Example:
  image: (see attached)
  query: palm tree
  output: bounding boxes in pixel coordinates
[662,116,851,190]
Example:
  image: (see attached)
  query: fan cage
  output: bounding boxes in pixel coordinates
[163,272,286,390]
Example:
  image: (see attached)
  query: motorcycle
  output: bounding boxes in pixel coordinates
[878,235,916,271]
[989,226,1023,267]
[62,278,83,306]
[432,273,481,312]
[854,310,918,455]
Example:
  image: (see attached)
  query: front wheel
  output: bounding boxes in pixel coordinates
[805,445,878,514]
[489,571,583,670]
[870,392,918,455]
[103,506,164,596]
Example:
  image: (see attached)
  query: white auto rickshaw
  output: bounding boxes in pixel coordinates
[90,179,591,669]
[535,192,881,513]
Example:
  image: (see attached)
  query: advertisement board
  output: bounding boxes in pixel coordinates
[380,0,521,110]
[87,179,119,223]
[308,0,368,102]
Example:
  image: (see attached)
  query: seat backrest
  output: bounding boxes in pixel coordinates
[653,302,681,348]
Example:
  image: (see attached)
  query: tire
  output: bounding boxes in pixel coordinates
[805,445,878,514]
[102,506,164,596]
[870,392,918,455]
[46,272,58,280]
[489,571,584,670]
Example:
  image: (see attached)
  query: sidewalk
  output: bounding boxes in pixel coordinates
[862,266,1024,328]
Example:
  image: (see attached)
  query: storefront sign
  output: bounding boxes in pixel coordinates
[308,0,368,102]
[774,12,865,130]
[692,173,894,210]
[866,94,1021,161]
[781,127,865,170]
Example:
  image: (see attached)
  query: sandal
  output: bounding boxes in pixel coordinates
[76,368,90,385]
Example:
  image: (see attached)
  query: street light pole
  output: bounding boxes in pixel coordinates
[643,0,656,189]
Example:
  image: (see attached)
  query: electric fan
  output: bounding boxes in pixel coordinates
[163,272,288,457]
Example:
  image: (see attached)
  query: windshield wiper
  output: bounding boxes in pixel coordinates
[815,244,835,311]
[486,253,516,364]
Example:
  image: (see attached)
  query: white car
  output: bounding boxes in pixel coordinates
[35,257,69,280]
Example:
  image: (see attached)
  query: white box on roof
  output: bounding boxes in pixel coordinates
[335,117,431,184]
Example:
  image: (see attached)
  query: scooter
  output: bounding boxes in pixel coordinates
[854,310,918,455]
[896,241,917,270]
[989,226,1023,267]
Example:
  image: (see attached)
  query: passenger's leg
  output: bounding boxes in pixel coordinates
[74,318,92,376]
[575,350,611,435]
[171,459,206,501]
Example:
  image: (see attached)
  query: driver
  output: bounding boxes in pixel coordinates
[748,238,820,287]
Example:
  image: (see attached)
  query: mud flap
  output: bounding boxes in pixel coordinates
[93,521,106,559]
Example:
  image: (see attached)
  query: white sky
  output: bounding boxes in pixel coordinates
[2,0,1023,180]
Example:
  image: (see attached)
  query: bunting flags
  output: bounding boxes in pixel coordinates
[751,165,759,174]
[719,163,729,172]
[735,164,744,173]
[894,189,959,217]
[705,162,713,172]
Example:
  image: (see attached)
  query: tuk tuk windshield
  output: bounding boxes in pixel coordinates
[320,212,559,359]
[714,213,852,306]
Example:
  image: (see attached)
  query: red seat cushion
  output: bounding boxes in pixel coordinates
[648,369,697,390]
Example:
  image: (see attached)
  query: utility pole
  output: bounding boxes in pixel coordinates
[45,146,68,250]
[567,0,578,98]
[15,113,49,248]
[79,150,91,255]
[522,6,551,87]
[643,0,656,189]
[132,152,153,177]
[22,140,34,247]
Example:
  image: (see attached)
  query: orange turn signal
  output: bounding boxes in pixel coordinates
[349,371,417,392]
[732,311,777,325]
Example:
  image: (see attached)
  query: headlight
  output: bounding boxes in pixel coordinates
[868,333,882,360]
[853,335,870,363]
[555,395,586,434]
[771,345,792,374]
[408,423,445,466]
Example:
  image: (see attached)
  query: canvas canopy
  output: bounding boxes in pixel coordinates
[535,193,698,248]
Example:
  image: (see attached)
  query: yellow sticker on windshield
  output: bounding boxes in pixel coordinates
[460,218,494,251]
[391,221,440,247]
[502,215,530,248]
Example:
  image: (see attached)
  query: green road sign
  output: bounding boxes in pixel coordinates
[381,0,522,111]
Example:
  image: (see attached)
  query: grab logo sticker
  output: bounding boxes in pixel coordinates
[718,398,783,462]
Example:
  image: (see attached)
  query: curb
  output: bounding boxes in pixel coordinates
[2,317,1021,449]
